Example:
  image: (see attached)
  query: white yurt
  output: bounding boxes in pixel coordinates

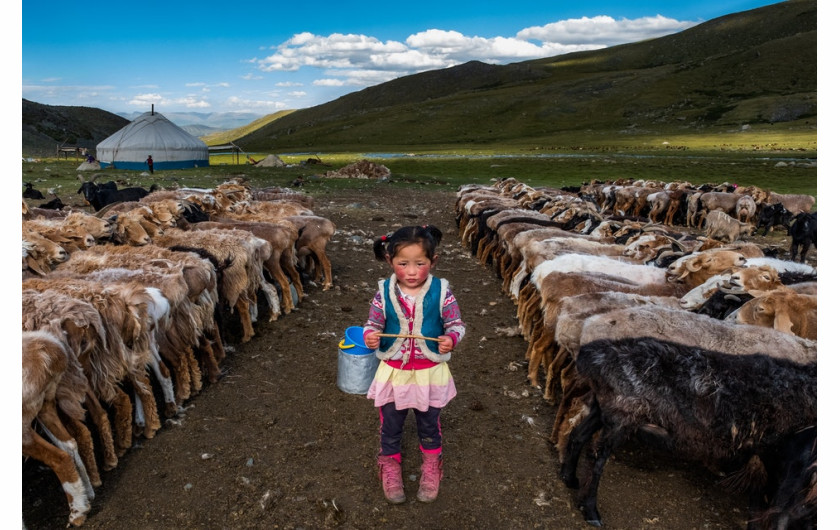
[96,106,209,170]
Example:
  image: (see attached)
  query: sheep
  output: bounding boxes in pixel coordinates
[23,330,94,527]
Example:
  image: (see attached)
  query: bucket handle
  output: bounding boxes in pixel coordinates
[338,339,355,350]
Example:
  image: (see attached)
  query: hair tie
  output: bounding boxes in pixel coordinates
[381,234,388,241]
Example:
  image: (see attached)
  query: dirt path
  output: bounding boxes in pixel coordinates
[23,185,749,529]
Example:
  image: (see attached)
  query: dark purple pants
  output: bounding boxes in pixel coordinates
[379,402,442,456]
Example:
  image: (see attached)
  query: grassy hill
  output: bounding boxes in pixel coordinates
[234,0,815,153]
[200,109,296,146]
[22,99,129,157]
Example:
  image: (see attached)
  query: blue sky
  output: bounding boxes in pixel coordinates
[18,0,789,117]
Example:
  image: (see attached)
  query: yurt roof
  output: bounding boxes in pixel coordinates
[96,111,208,163]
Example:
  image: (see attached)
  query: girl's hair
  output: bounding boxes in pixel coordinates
[374,225,443,262]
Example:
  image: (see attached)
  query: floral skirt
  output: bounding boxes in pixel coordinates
[366,361,456,411]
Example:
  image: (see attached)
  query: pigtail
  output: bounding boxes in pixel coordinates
[373,233,390,261]
[423,225,443,246]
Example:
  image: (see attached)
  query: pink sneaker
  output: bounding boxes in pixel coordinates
[377,455,406,504]
[417,452,443,502]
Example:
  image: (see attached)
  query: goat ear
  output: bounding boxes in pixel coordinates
[685,258,702,272]
[25,256,50,276]
[774,309,795,334]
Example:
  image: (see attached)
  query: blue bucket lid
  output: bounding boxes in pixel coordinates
[341,326,375,354]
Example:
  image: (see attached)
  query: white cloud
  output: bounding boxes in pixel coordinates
[517,15,697,46]
[275,81,304,87]
[226,95,289,111]
[313,78,345,87]
[128,93,210,109]
[255,13,695,91]
[288,91,307,97]
[129,93,163,106]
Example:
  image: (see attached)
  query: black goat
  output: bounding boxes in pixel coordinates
[23,182,45,200]
[77,178,153,211]
[788,212,816,263]
[561,337,816,528]
[696,289,754,319]
[38,197,65,210]
[755,203,793,236]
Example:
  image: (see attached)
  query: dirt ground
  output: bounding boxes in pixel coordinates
[23,184,770,529]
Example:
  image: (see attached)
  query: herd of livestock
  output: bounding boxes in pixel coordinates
[22,172,818,528]
[22,179,336,526]
[455,177,817,528]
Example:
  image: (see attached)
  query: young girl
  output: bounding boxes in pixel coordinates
[363,225,466,504]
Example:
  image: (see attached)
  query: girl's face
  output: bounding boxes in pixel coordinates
[387,243,437,291]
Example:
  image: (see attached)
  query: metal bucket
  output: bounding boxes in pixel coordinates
[337,326,379,394]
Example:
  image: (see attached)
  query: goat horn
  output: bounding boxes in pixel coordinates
[95,202,121,218]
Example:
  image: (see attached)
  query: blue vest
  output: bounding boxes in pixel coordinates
[376,274,450,363]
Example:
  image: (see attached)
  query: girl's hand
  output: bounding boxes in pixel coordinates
[364,331,381,349]
[437,335,454,354]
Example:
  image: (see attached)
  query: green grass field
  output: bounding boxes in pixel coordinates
[23,146,817,210]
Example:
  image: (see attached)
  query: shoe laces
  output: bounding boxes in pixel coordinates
[380,459,402,489]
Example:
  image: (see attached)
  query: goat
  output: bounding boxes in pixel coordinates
[22,289,120,475]
[704,210,754,243]
[190,219,302,315]
[77,174,153,212]
[22,277,162,447]
[666,249,747,288]
[735,194,757,223]
[766,192,815,215]
[23,330,95,527]
[153,228,269,343]
[731,291,817,340]
[788,212,816,263]
[23,182,45,200]
[561,334,816,528]
[755,203,793,236]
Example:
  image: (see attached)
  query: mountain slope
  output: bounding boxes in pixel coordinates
[22,99,129,157]
[236,0,815,151]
